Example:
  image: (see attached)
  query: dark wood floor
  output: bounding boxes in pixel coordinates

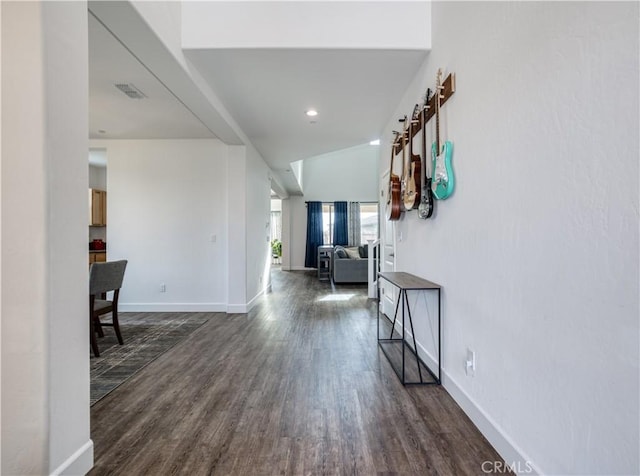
[90,270,505,475]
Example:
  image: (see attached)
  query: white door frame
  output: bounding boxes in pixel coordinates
[379,170,397,317]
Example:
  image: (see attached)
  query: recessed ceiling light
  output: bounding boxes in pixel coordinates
[305,109,318,117]
[369,139,380,145]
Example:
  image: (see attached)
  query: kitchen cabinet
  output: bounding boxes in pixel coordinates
[89,251,106,266]
[90,189,107,226]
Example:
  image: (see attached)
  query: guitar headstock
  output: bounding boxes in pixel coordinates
[411,104,421,122]
[436,68,444,98]
[399,115,408,140]
[423,88,432,111]
[392,130,401,147]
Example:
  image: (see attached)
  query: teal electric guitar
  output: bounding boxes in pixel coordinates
[432,69,454,200]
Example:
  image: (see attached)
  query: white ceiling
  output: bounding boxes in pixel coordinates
[87,3,429,194]
[184,48,427,171]
[88,14,215,140]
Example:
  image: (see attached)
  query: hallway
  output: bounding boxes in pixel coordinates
[90,270,504,475]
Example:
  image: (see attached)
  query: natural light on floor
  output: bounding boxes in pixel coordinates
[317,294,355,302]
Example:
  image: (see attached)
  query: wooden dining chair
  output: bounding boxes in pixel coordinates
[90,260,128,357]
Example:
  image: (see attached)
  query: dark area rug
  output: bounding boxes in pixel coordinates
[90,312,211,405]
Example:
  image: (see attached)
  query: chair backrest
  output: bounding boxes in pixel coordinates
[89,260,128,295]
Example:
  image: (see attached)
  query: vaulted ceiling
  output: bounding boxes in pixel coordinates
[88,1,430,195]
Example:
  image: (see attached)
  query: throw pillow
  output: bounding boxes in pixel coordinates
[334,246,348,259]
[358,245,368,259]
[345,247,360,260]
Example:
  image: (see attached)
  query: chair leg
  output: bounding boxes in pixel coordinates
[94,316,104,337]
[90,315,100,357]
[112,309,124,345]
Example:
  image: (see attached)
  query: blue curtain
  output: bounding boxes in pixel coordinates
[304,201,324,268]
[333,201,348,246]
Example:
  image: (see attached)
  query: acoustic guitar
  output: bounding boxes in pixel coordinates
[385,131,402,221]
[403,106,422,210]
[418,88,434,219]
[432,69,455,200]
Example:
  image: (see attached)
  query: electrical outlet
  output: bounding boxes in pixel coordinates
[210,234,217,243]
[465,348,476,376]
[160,283,166,293]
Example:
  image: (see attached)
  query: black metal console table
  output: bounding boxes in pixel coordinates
[377,272,441,385]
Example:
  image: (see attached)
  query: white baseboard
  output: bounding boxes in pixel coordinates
[387,319,540,476]
[443,373,540,475]
[119,303,227,312]
[119,289,275,315]
[226,304,248,313]
[228,284,272,314]
[50,439,93,476]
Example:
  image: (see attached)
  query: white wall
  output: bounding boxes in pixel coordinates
[245,146,272,305]
[284,143,379,269]
[302,143,379,202]
[94,139,229,312]
[282,196,309,271]
[219,143,272,311]
[94,139,273,314]
[380,3,639,475]
[291,159,303,192]
[89,164,106,190]
[226,145,247,311]
[1,4,3,470]
[2,2,92,474]
[281,198,292,271]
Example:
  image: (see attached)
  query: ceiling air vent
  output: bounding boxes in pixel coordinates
[114,83,147,99]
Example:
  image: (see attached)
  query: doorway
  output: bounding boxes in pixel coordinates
[270,197,282,266]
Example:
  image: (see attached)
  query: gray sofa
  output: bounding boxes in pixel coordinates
[332,246,368,283]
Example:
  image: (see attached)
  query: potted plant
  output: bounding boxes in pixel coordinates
[271,239,282,258]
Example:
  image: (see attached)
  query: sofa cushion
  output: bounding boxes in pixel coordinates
[345,247,360,259]
[334,246,348,259]
[358,245,368,259]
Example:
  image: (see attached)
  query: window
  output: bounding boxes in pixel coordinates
[360,203,379,244]
[322,203,334,245]
[320,202,378,245]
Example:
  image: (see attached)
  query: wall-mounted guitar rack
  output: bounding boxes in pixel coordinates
[392,72,456,155]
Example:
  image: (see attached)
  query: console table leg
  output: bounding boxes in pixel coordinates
[401,289,405,384]
[438,288,442,384]
[389,291,401,339]
[377,278,380,341]
[405,291,423,383]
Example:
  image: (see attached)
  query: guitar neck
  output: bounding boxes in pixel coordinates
[435,90,440,151]
[389,135,397,179]
[401,130,407,176]
[435,70,445,152]
[422,107,427,163]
